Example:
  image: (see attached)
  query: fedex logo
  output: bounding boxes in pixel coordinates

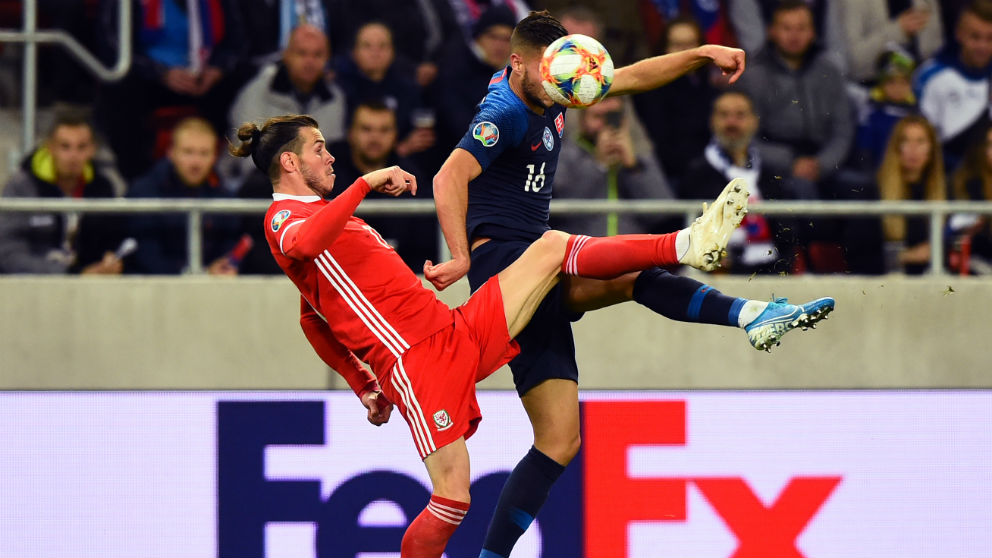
[582,401,841,558]
[217,399,840,557]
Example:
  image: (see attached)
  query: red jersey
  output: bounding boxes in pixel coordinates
[263,179,453,378]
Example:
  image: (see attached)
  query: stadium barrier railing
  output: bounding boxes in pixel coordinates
[2,198,992,275]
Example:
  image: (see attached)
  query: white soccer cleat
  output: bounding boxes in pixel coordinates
[680,178,749,271]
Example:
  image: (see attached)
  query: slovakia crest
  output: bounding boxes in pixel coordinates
[555,112,564,137]
[542,126,554,151]
[433,409,453,431]
[473,121,499,147]
[270,209,291,232]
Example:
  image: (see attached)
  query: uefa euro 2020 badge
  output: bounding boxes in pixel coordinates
[271,209,291,232]
[472,121,499,147]
[433,409,453,431]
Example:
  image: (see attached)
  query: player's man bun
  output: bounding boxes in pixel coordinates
[230,122,261,159]
[228,114,319,182]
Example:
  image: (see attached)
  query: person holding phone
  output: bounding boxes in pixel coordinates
[550,96,675,237]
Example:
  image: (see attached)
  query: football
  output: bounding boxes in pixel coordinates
[540,34,615,108]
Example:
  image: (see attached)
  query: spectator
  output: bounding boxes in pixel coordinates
[550,96,674,237]
[736,0,887,273]
[639,0,738,50]
[949,122,992,273]
[230,24,345,142]
[554,6,657,166]
[633,15,720,189]
[836,0,943,84]
[225,23,346,189]
[127,117,240,275]
[915,0,992,171]
[735,0,853,201]
[334,21,434,159]
[325,101,435,269]
[337,0,461,88]
[877,115,947,274]
[232,0,348,79]
[0,108,125,274]
[95,0,245,179]
[447,0,531,48]
[682,91,800,274]
[434,5,516,151]
[730,0,846,71]
[855,49,919,170]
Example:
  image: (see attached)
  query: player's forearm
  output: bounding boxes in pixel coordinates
[609,46,715,96]
[433,168,472,261]
[300,313,378,398]
[284,178,371,260]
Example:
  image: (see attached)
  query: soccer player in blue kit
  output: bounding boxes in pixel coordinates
[425,11,836,558]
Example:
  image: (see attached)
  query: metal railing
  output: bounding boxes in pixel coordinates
[0,0,132,151]
[3,198,992,275]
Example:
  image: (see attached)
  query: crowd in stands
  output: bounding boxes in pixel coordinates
[3,0,992,276]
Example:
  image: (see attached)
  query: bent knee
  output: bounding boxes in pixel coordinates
[541,229,571,247]
[536,432,582,465]
[536,230,571,264]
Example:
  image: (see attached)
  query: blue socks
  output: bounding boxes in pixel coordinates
[479,446,565,558]
[632,267,745,327]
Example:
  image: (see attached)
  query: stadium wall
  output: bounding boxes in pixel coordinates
[0,275,986,389]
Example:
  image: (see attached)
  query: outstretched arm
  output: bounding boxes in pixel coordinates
[299,298,392,426]
[281,167,417,261]
[425,148,483,290]
[608,45,746,96]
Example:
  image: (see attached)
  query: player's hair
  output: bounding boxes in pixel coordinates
[46,104,95,139]
[876,115,945,241]
[511,10,567,52]
[229,114,319,183]
[963,0,992,23]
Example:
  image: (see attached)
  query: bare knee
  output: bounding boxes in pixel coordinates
[535,430,582,466]
[431,476,472,503]
[536,229,570,267]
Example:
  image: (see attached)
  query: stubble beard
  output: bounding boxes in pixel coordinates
[302,163,335,198]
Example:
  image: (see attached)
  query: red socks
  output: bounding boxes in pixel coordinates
[562,233,679,279]
[400,494,470,558]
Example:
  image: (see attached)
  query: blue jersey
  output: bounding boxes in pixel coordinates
[456,67,566,242]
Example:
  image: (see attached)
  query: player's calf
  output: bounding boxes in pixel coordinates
[401,494,470,558]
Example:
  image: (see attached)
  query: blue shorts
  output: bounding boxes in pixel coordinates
[468,238,583,396]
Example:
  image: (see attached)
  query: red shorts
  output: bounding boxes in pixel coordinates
[380,276,520,459]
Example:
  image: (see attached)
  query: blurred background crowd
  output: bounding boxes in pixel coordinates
[1,0,991,277]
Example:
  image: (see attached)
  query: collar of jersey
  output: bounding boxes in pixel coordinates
[272,193,321,202]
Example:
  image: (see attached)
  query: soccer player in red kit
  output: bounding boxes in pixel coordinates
[229,113,749,557]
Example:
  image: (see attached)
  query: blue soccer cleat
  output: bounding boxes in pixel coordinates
[745,297,835,351]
